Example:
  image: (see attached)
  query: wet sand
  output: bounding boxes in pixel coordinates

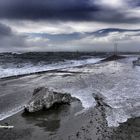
[0,100,83,140]
[0,99,140,140]
[0,57,140,140]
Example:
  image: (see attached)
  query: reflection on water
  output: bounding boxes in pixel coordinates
[35,120,60,132]
[22,101,83,133]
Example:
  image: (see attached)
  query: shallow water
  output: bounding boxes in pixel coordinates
[0,52,103,78]
[0,55,140,128]
[0,101,83,140]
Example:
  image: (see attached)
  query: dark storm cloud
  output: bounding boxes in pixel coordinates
[0,0,139,23]
[0,23,26,50]
[0,0,99,20]
[0,23,12,37]
[127,0,140,6]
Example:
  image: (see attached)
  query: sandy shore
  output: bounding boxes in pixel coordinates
[0,57,140,140]
[0,99,140,140]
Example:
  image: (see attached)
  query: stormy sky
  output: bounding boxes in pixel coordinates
[0,0,140,52]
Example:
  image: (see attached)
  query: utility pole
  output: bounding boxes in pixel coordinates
[114,41,118,56]
[114,41,118,67]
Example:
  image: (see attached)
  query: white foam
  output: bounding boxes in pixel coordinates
[62,56,140,127]
[0,106,23,121]
[106,108,130,127]
[59,85,97,109]
[99,58,140,127]
[2,56,140,128]
[0,57,102,121]
[0,58,102,78]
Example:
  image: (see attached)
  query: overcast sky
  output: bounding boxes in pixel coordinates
[0,0,140,52]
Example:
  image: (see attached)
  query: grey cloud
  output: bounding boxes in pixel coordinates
[0,23,12,37]
[0,21,140,52]
[0,0,98,20]
[0,0,139,24]
[0,23,27,51]
[25,28,140,52]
